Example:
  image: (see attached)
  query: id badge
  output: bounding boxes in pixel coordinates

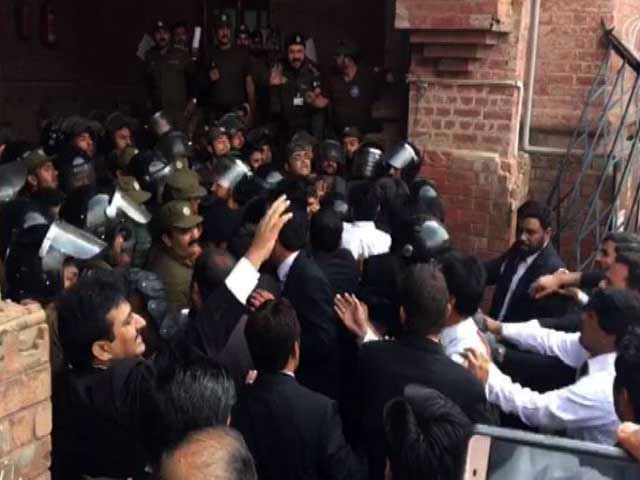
[293,93,304,107]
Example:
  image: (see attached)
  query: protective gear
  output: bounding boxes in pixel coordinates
[156,130,193,163]
[131,149,174,197]
[219,113,246,134]
[263,170,284,189]
[60,115,103,139]
[215,157,252,189]
[22,210,50,229]
[58,152,96,192]
[318,139,345,164]
[409,179,445,222]
[401,217,451,262]
[351,143,384,179]
[385,141,420,171]
[39,220,107,274]
[150,111,172,136]
[0,159,28,202]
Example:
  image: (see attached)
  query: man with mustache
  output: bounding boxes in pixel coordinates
[204,13,256,124]
[270,33,328,140]
[146,20,197,130]
[147,200,203,308]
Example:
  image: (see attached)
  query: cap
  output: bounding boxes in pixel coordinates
[336,39,360,60]
[22,148,55,173]
[214,13,231,29]
[237,24,249,35]
[116,146,139,169]
[152,20,169,33]
[116,176,151,204]
[287,142,307,159]
[219,114,246,134]
[285,32,305,48]
[341,126,362,140]
[166,169,207,200]
[290,130,317,148]
[208,125,229,143]
[159,200,203,229]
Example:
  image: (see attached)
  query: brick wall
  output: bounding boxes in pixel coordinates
[401,0,532,259]
[0,302,51,480]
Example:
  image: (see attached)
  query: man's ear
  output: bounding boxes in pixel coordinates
[284,161,290,172]
[161,232,172,249]
[26,173,38,187]
[399,306,406,327]
[447,296,454,318]
[92,339,114,364]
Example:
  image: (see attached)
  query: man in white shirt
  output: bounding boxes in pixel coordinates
[465,288,640,445]
[341,182,390,261]
[440,252,489,365]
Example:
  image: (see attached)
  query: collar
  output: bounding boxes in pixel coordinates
[441,317,476,347]
[396,334,444,355]
[280,370,295,378]
[586,352,617,374]
[277,251,300,282]
[351,221,376,229]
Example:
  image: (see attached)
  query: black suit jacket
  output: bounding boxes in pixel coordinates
[233,372,366,480]
[312,248,360,295]
[282,251,340,398]
[486,242,567,323]
[356,335,493,480]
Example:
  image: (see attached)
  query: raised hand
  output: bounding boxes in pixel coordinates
[334,293,372,341]
[245,195,292,270]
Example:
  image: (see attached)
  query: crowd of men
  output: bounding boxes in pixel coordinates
[1,13,640,480]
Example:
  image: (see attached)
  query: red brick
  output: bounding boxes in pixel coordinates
[454,108,482,118]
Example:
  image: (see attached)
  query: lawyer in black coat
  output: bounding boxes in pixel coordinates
[234,298,366,480]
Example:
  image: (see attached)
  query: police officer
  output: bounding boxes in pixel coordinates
[327,40,383,135]
[147,200,203,308]
[236,24,251,48]
[116,176,152,205]
[193,125,231,189]
[269,33,328,141]
[203,13,256,124]
[248,29,271,125]
[171,20,190,49]
[163,168,207,214]
[219,113,247,152]
[341,125,362,167]
[146,20,197,131]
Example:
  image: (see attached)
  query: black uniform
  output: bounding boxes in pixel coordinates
[204,46,252,118]
[327,66,382,135]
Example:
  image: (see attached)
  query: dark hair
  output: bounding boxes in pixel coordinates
[56,271,127,369]
[586,288,640,346]
[400,264,449,336]
[440,252,487,317]
[150,361,237,463]
[163,427,257,480]
[193,247,236,301]
[278,203,309,251]
[604,231,640,248]
[245,298,301,372]
[383,385,472,480]
[615,253,640,291]
[614,325,640,422]
[517,200,551,230]
[349,182,379,222]
[310,208,343,252]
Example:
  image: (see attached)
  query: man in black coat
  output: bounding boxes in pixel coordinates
[339,263,493,480]
[51,196,292,480]
[269,201,341,398]
[233,298,366,480]
[485,200,567,323]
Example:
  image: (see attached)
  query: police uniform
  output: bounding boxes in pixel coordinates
[203,14,253,118]
[270,34,325,140]
[326,42,382,134]
[146,201,203,308]
[146,24,196,130]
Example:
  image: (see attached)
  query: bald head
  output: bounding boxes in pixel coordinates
[162,427,257,480]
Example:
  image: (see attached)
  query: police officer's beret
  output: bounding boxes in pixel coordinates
[22,148,56,173]
[237,24,249,35]
[159,200,203,230]
[152,20,169,33]
[336,39,360,60]
[285,33,306,48]
[117,176,151,204]
[214,13,232,29]
[166,169,207,200]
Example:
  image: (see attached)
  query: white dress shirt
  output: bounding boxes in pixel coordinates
[497,248,543,321]
[441,317,488,365]
[486,320,619,445]
[341,221,391,261]
[276,251,300,283]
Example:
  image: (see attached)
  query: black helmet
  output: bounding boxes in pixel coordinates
[131,149,174,196]
[384,141,420,171]
[401,216,451,263]
[57,152,96,193]
[156,130,193,163]
[150,111,173,137]
[352,143,384,180]
[318,139,345,164]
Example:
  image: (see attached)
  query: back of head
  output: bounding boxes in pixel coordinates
[586,288,640,346]
[517,200,551,230]
[614,325,640,422]
[615,253,640,291]
[161,427,257,480]
[270,180,310,251]
[349,181,379,222]
[400,263,449,336]
[383,385,472,480]
[440,252,487,317]
[151,361,237,463]
[605,231,640,250]
[193,246,236,301]
[310,207,343,253]
[57,271,127,370]
[245,298,300,372]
